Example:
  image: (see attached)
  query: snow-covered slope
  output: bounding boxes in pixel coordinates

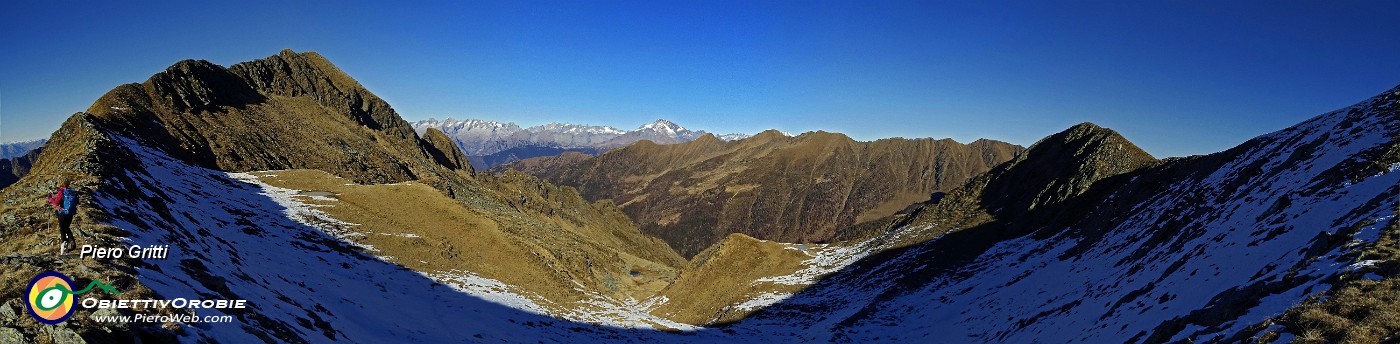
[24,87,1398,342]
[95,133,701,343]
[717,86,1400,342]
[11,48,1397,343]
[600,119,707,147]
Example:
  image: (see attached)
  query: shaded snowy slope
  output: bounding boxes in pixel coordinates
[0,50,692,343]
[723,86,1400,343]
[7,48,1396,343]
[94,132,699,343]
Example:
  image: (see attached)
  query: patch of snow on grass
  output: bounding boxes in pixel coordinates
[229,172,374,252]
[733,292,793,312]
[428,269,549,315]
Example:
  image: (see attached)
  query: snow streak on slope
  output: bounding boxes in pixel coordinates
[720,224,936,316]
[728,95,1400,342]
[82,92,1400,342]
[756,226,930,287]
[223,172,565,317]
[226,170,703,331]
[93,134,695,343]
[563,285,703,331]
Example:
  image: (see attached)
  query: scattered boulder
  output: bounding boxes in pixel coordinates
[0,299,20,324]
[0,327,26,343]
[44,325,85,344]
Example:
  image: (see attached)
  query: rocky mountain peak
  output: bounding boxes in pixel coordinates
[1,50,699,342]
[71,50,478,184]
[232,49,360,93]
[143,59,263,112]
[691,132,723,144]
[979,122,1156,214]
[228,49,412,137]
[717,133,751,141]
[639,119,685,133]
[793,130,856,144]
[748,129,789,141]
[435,118,522,133]
[0,139,46,159]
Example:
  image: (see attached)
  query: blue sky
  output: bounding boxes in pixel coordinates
[2,1,1398,157]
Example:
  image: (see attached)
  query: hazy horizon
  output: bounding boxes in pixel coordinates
[3,1,1399,158]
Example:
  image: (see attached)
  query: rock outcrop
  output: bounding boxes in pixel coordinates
[723,86,1399,342]
[85,49,467,185]
[0,146,41,188]
[0,50,685,342]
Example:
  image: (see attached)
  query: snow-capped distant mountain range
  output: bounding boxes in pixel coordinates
[717,133,752,141]
[52,86,1400,344]
[411,118,748,170]
[7,50,1398,343]
[0,138,45,159]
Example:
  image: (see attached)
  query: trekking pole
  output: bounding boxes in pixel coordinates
[54,207,65,255]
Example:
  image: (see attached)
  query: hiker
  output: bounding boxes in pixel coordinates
[48,177,78,252]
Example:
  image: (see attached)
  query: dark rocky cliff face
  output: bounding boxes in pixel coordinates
[0,147,41,188]
[146,59,264,112]
[421,128,475,173]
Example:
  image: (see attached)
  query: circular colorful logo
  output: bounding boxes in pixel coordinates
[26,271,77,324]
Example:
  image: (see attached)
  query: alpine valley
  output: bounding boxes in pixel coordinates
[0,50,1396,344]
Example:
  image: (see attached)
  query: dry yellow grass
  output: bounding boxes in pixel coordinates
[2,50,845,334]
[250,170,560,291]
[504,129,1023,258]
[0,115,193,341]
[248,169,685,318]
[183,170,824,327]
[1256,216,1400,343]
[651,233,811,325]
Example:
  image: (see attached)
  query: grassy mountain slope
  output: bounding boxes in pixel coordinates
[649,233,811,325]
[5,48,1393,343]
[0,50,684,342]
[500,129,1023,257]
[722,85,1399,342]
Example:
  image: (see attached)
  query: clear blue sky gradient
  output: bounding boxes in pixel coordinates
[2,1,1398,157]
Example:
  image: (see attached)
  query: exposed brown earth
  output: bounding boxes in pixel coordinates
[499,129,1023,257]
